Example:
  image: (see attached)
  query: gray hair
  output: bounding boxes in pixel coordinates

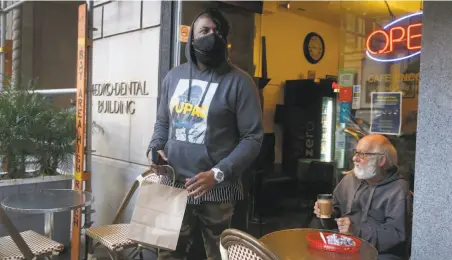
[376,140,398,169]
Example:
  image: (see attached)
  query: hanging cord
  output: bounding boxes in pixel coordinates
[384,0,395,20]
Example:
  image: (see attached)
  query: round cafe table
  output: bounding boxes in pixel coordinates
[1,189,94,239]
[259,228,378,260]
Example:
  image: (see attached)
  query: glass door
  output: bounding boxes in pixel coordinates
[171,1,257,76]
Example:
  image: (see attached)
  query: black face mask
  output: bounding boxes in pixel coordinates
[192,33,226,68]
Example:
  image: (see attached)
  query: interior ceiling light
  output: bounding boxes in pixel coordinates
[279,3,290,9]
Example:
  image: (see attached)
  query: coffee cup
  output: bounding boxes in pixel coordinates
[317,194,333,219]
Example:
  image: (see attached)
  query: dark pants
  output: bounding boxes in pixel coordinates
[157,202,235,260]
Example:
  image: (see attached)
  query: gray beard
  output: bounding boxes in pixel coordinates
[354,159,378,180]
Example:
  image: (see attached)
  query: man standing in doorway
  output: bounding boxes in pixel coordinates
[147,8,263,260]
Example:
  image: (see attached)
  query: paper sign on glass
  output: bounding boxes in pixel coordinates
[370,92,402,136]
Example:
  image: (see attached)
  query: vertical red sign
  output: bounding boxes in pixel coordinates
[339,87,353,102]
[71,4,87,260]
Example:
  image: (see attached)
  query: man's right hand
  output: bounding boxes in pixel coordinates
[147,150,168,175]
[313,201,321,218]
[313,201,334,218]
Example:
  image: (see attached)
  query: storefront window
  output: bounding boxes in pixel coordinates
[169,1,421,191]
[338,2,422,190]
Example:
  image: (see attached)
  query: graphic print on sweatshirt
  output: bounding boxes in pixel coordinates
[169,79,218,144]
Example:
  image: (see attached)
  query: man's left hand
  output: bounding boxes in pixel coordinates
[336,217,352,235]
[185,170,216,199]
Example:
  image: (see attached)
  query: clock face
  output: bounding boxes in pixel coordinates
[303,32,325,64]
[309,36,324,60]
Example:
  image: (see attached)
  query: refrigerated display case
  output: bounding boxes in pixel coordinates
[278,79,336,181]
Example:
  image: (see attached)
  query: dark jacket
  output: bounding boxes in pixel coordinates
[333,168,412,260]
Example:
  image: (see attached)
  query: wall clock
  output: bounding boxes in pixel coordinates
[303,32,325,64]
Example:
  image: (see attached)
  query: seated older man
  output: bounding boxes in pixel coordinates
[313,134,412,260]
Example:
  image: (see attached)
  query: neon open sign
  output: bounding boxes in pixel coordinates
[366,12,422,63]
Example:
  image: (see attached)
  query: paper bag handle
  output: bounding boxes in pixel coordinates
[141,165,177,187]
[162,165,176,187]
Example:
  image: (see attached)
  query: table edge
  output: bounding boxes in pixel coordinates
[0,189,94,214]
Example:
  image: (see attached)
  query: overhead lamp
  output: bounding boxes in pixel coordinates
[279,3,290,9]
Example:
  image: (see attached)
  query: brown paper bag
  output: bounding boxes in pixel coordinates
[127,166,188,251]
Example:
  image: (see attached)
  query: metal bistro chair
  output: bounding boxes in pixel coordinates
[220,228,279,260]
[85,167,166,260]
[0,206,64,260]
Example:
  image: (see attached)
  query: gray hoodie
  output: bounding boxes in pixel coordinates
[148,10,263,196]
[333,168,412,260]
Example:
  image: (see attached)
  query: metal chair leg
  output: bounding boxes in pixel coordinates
[127,248,138,258]
[130,248,141,259]
[85,236,95,260]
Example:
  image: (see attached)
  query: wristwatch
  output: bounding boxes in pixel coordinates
[212,168,224,183]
